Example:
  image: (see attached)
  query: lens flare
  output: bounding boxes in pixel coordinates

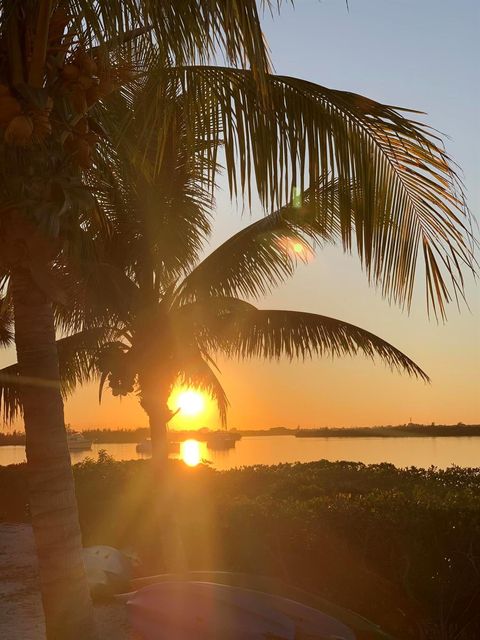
[274,236,313,263]
[181,439,202,467]
[292,242,304,254]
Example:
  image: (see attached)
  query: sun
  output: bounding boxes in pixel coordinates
[176,389,205,416]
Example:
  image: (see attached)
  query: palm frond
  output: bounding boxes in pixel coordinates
[137,66,475,317]
[0,295,14,347]
[54,261,140,334]
[0,364,22,423]
[0,326,110,423]
[57,1,275,73]
[178,355,229,427]
[193,299,429,381]
[176,178,345,303]
[142,0,274,80]
[56,327,111,396]
[174,346,229,427]
[90,91,214,289]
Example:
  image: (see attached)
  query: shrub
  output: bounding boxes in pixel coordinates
[1,457,479,637]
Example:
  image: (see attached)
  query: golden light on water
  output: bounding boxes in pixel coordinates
[181,439,202,467]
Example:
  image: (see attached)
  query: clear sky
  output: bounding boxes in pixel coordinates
[2,0,479,430]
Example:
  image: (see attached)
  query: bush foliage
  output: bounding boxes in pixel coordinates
[1,456,479,638]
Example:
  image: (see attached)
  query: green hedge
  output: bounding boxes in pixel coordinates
[1,455,479,638]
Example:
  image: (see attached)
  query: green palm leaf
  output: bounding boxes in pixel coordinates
[141,0,275,80]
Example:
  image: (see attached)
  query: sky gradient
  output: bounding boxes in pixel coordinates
[2,0,479,430]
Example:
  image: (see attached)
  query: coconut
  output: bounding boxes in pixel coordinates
[4,115,34,146]
[62,63,81,83]
[0,96,22,126]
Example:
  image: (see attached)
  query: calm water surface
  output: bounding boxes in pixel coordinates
[1,435,479,469]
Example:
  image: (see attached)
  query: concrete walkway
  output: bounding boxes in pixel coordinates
[0,523,136,640]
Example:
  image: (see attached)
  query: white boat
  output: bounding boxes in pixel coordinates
[67,431,92,451]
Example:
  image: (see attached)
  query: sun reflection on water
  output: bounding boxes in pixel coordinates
[181,439,202,467]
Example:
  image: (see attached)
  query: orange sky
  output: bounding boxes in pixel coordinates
[56,242,478,431]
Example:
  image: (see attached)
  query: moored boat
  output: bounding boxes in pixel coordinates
[136,439,180,455]
[205,431,240,450]
[136,439,152,454]
[67,431,92,451]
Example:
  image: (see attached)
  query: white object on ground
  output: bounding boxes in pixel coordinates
[83,545,132,596]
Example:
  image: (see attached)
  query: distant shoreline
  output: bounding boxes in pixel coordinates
[294,424,480,438]
[1,423,479,445]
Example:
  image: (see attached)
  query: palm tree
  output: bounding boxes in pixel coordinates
[86,245,432,464]
[40,82,474,464]
[0,2,475,637]
[0,2,305,637]
[2,99,431,469]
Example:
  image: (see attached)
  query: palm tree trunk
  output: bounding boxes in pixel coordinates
[140,383,187,572]
[11,266,96,640]
[148,404,169,469]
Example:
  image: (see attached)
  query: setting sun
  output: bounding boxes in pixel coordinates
[168,386,217,430]
[176,389,205,416]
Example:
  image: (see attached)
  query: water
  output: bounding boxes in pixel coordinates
[1,435,479,469]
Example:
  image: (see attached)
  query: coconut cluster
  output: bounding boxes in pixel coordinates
[64,116,99,169]
[0,7,132,170]
[61,48,121,113]
[0,85,53,147]
[60,48,128,169]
